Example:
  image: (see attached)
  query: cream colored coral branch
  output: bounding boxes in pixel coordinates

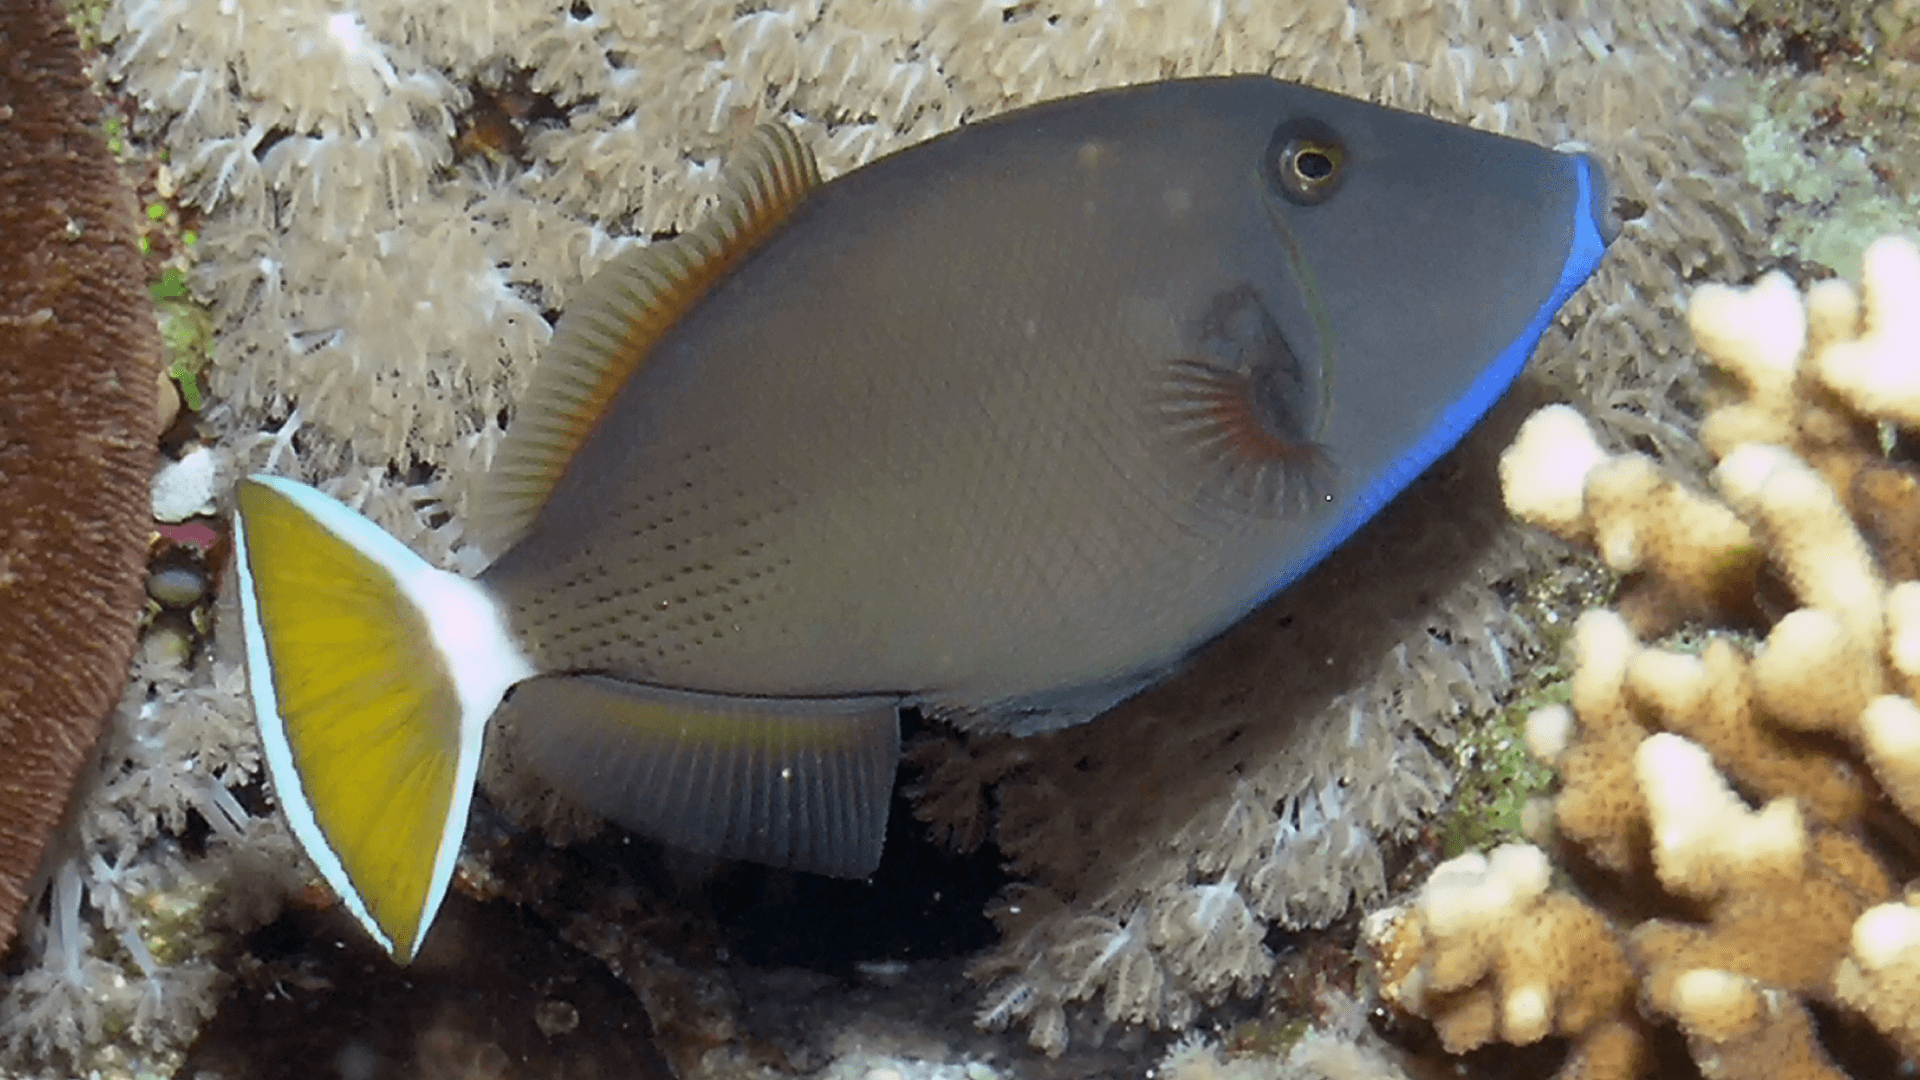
[1814,237,1920,426]
[1382,233,1920,1079]
[1365,844,1634,1058]
[1832,898,1920,1058]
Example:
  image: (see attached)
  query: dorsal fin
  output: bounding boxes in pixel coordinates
[476,124,820,553]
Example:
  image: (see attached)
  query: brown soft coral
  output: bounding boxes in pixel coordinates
[0,0,159,948]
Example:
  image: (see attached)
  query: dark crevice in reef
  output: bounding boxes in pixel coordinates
[706,728,1008,972]
[187,896,674,1080]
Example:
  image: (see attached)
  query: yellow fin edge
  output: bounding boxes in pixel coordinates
[476,124,822,552]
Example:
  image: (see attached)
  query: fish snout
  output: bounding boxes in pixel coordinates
[1576,152,1624,247]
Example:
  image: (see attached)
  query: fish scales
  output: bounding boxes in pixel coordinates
[231,76,1616,961]
[485,78,1594,716]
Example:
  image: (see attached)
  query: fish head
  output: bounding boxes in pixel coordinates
[1132,78,1615,587]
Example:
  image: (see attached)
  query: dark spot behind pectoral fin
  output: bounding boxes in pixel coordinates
[1154,285,1335,520]
[504,675,899,878]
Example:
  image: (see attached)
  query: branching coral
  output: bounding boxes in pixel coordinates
[1373,236,1920,1077]
[1832,896,1920,1057]
[1366,844,1635,1060]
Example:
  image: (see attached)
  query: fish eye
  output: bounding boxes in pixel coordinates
[1267,119,1346,206]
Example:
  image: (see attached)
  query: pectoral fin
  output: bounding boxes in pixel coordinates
[502,676,899,878]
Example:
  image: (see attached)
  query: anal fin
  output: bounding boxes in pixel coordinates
[502,677,899,878]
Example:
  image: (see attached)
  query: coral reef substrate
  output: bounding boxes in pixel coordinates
[1370,235,1920,1078]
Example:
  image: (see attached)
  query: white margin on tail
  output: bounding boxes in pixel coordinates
[233,475,535,958]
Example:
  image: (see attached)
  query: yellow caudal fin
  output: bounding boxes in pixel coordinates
[232,476,533,962]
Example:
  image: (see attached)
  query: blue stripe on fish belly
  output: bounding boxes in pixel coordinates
[1251,151,1613,610]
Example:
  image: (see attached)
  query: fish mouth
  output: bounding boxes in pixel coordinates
[1576,152,1624,247]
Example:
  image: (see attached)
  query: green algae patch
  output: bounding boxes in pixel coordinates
[1436,558,1610,859]
[1737,0,1920,278]
[59,0,111,49]
[1439,691,1562,859]
[152,268,212,411]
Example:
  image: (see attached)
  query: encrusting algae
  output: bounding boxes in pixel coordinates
[1368,235,1920,1079]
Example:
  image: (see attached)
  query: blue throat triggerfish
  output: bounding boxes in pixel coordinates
[233,76,1616,962]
